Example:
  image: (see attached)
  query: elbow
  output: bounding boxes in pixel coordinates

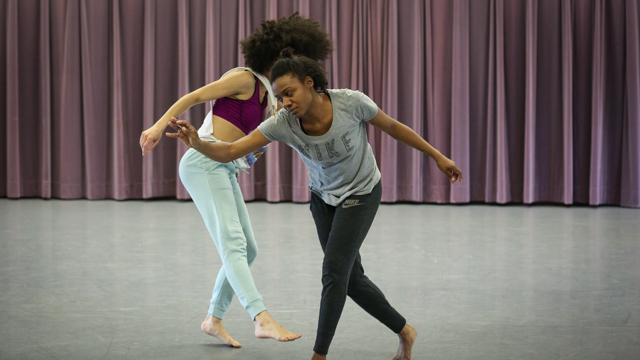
[214,145,235,163]
[194,141,235,163]
[200,141,238,163]
[220,154,235,163]
[222,143,240,163]
[387,122,401,139]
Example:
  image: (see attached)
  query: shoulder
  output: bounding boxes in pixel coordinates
[328,89,378,121]
[214,68,256,97]
[273,108,295,124]
[219,68,255,87]
[328,88,363,96]
[258,108,296,141]
[261,108,294,128]
[327,88,376,108]
[327,89,372,103]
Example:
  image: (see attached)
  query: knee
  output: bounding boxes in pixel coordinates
[322,273,346,291]
[346,274,363,296]
[246,241,259,264]
[217,230,255,266]
[321,265,349,292]
[219,243,247,263]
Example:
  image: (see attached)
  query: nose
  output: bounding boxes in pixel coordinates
[283,98,292,108]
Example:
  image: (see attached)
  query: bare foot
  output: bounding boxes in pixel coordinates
[393,323,417,360]
[254,311,302,341]
[201,314,242,348]
[311,352,326,360]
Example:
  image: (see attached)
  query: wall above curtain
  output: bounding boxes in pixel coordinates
[2,0,639,207]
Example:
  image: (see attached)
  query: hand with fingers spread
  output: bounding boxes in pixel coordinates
[165,117,202,149]
[139,123,166,156]
[435,154,463,184]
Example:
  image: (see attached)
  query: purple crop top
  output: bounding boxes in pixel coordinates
[211,76,267,135]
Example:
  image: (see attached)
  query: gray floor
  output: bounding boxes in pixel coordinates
[0,198,639,360]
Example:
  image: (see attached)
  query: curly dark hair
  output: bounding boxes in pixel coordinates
[271,48,328,91]
[240,12,333,74]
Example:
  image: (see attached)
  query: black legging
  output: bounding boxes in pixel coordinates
[310,180,406,355]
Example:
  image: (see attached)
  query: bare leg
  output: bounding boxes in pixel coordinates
[201,314,242,348]
[311,352,327,360]
[393,324,417,360]
[254,311,302,341]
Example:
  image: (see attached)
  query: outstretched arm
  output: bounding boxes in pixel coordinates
[166,118,271,163]
[139,70,256,156]
[368,108,463,184]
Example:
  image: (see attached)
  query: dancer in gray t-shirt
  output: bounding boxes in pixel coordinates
[166,49,463,360]
[259,87,381,206]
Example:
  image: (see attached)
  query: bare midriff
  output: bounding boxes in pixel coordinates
[212,115,247,143]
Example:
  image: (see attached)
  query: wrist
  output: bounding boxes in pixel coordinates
[154,118,170,130]
[427,149,444,161]
[191,137,204,150]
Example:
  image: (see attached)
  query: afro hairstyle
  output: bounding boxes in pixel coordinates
[240,12,333,75]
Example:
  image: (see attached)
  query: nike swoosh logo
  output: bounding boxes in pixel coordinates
[342,202,364,208]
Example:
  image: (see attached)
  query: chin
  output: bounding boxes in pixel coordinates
[295,107,308,118]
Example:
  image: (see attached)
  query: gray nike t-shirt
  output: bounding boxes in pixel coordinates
[257,89,381,206]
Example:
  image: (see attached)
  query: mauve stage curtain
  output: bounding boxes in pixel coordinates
[2,0,639,207]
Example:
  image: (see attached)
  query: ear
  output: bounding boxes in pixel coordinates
[305,76,315,89]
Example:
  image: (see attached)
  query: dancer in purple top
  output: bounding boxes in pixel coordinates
[139,13,332,348]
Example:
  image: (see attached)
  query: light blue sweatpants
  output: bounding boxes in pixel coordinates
[179,148,266,320]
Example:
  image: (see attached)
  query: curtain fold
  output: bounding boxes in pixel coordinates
[0,1,7,197]
[561,0,574,205]
[522,0,538,204]
[141,0,156,198]
[623,0,640,207]
[407,0,426,202]
[2,0,639,207]
[176,0,191,199]
[55,0,84,198]
[6,0,19,197]
[80,0,101,199]
[590,0,607,205]
[377,0,400,202]
[486,0,513,204]
[40,0,52,198]
[450,0,471,203]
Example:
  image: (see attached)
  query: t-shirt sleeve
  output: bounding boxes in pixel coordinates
[354,91,379,122]
[257,110,288,142]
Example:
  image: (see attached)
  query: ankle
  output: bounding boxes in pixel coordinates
[204,314,222,324]
[253,311,272,326]
[399,323,413,336]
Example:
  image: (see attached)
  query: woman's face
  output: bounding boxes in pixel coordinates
[272,74,315,118]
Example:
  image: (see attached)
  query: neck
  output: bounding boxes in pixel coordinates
[261,70,271,82]
[300,91,329,123]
